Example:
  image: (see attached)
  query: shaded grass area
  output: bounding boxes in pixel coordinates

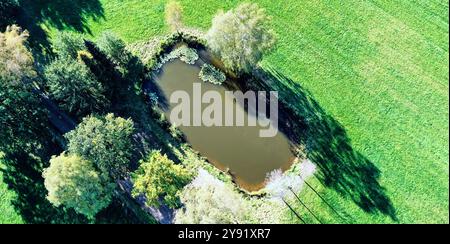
[0,162,23,224]
[2,0,448,223]
[250,66,397,223]
[13,0,104,59]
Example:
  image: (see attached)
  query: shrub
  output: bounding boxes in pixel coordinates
[199,63,226,85]
[42,153,114,219]
[154,45,199,70]
[127,31,206,70]
[132,151,192,208]
[207,3,277,75]
[53,32,86,59]
[44,58,108,116]
[169,123,184,139]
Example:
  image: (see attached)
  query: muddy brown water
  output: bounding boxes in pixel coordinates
[153,59,296,191]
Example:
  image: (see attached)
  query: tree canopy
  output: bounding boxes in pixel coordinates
[65,113,135,179]
[0,24,49,154]
[175,169,249,224]
[44,58,108,116]
[42,153,114,219]
[96,31,130,68]
[0,25,36,85]
[52,31,86,59]
[207,3,276,75]
[132,151,192,208]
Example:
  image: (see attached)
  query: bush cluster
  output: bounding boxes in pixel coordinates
[199,63,226,85]
[127,30,206,70]
[153,46,199,70]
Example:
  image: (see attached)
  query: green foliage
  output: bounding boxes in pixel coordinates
[207,3,276,75]
[128,31,206,70]
[165,1,183,32]
[96,31,145,88]
[154,45,198,70]
[53,32,86,59]
[65,113,135,179]
[175,169,249,224]
[44,58,109,116]
[132,151,192,208]
[81,39,126,100]
[0,25,36,85]
[0,81,49,154]
[0,0,19,30]
[199,64,226,85]
[42,153,114,219]
[0,25,50,154]
[96,31,129,68]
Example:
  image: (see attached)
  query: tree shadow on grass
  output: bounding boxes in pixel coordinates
[1,139,148,223]
[1,141,89,223]
[247,65,398,221]
[15,0,104,55]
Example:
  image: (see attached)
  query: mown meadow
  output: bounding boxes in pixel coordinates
[1,0,448,223]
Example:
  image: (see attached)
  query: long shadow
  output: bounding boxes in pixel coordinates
[246,65,397,221]
[15,0,104,55]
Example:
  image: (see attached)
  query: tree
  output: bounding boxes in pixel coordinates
[165,1,183,32]
[207,3,276,75]
[42,153,114,219]
[0,24,50,154]
[65,113,135,179]
[52,31,86,59]
[0,80,50,153]
[44,58,108,116]
[175,169,249,224]
[81,39,124,100]
[96,31,130,68]
[0,25,36,85]
[131,151,192,208]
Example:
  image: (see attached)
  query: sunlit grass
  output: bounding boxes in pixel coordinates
[0,160,23,224]
[5,0,447,223]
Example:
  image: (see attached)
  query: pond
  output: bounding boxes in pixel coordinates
[152,58,296,191]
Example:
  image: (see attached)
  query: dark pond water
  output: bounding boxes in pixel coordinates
[153,59,296,191]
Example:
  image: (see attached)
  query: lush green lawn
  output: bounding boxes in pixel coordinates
[3,0,447,223]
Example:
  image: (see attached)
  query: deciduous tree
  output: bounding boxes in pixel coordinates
[42,153,114,219]
[132,151,192,208]
[0,25,36,85]
[65,113,135,179]
[175,169,249,224]
[207,3,276,75]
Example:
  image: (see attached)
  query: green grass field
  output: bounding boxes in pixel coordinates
[0,161,23,224]
[1,0,448,223]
